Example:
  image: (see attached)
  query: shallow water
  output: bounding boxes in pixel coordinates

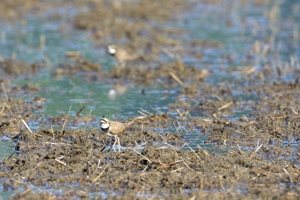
[2,1,297,120]
[1,1,300,199]
[0,138,14,162]
[1,0,299,151]
[0,139,14,200]
[0,1,298,142]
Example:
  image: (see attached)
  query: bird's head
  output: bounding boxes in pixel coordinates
[100,117,110,131]
[107,45,117,56]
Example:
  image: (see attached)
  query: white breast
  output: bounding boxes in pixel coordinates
[107,46,116,54]
[101,123,110,129]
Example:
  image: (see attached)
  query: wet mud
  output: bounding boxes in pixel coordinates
[1,71,300,199]
[0,0,300,199]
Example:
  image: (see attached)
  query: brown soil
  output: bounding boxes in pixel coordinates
[1,69,300,199]
[0,58,45,78]
[0,0,300,199]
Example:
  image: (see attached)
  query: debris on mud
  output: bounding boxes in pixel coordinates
[1,76,300,199]
[0,0,300,199]
[54,54,102,77]
[0,58,44,77]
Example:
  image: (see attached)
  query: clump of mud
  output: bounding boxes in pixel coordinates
[54,53,102,77]
[1,78,300,199]
[0,0,300,199]
[0,58,44,77]
[109,60,210,85]
[0,0,40,20]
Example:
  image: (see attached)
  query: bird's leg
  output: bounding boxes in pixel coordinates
[112,136,117,152]
[106,137,114,152]
[117,136,121,152]
[112,135,121,152]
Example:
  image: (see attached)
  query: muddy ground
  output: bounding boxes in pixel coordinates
[1,0,300,199]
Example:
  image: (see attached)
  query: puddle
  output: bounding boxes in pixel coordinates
[1,0,300,199]
[0,138,14,161]
[0,139,14,200]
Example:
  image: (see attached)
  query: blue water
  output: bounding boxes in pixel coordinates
[1,1,300,198]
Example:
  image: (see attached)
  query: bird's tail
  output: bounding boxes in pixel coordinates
[126,115,149,128]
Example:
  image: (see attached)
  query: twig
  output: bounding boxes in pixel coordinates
[254,144,263,154]
[31,162,43,172]
[55,158,67,166]
[162,48,175,58]
[158,81,171,91]
[183,160,195,171]
[76,103,85,117]
[283,168,293,185]
[185,143,202,161]
[61,104,72,134]
[19,115,33,135]
[19,188,32,196]
[97,159,102,168]
[92,164,109,183]
[133,149,152,163]
[43,142,71,146]
[175,107,184,118]
[184,110,191,118]
[1,83,8,101]
[163,142,180,151]
[172,120,185,135]
[7,151,15,159]
[218,102,233,111]
[212,95,223,102]
[142,166,148,172]
[172,121,180,134]
[197,145,210,158]
[151,108,163,115]
[138,110,147,116]
[175,57,185,71]
[171,167,184,173]
[157,132,167,143]
[0,104,5,115]
[139,108,153,116]
[169,72,184,86]
[189,195,197,200]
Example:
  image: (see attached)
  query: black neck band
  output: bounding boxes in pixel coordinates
[101,127,109,133]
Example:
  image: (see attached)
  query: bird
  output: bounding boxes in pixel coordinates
[108,83,129,98]
[100,116,147,151]
[106,45,140,68]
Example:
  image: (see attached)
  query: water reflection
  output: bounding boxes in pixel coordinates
[19,76,177,118]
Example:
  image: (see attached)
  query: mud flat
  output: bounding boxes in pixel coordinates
[1,0,300,199]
